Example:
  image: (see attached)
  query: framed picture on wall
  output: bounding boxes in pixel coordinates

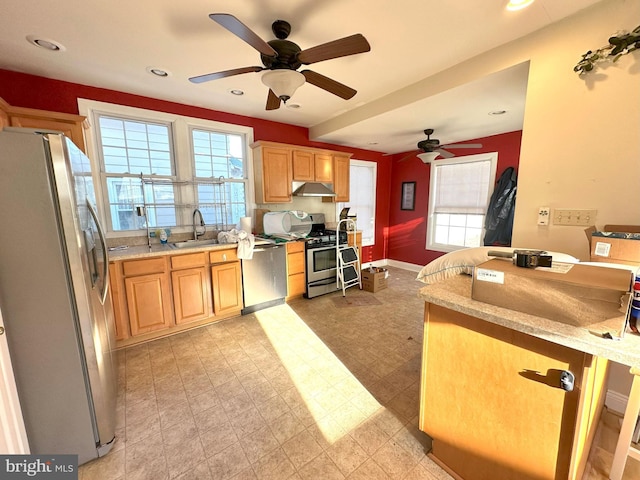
[401,181,416,211]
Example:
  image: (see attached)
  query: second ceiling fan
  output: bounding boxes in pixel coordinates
[189,14,371,110]
[400,129,483,162]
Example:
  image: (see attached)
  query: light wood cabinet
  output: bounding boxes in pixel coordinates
[110,247,244,347]
[420,303,608,480]
[347,231,362,267]
[0,97,87,152]
[171,252,211,325]
[252,141,352,204]
[292,150,333,183]
[123,258,173,336]
[211,261,243,316]
[325,154,350,203]
[253,145,292,203]
[286,241,306,301]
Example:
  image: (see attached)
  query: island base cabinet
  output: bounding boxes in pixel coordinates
[419,303,608,480]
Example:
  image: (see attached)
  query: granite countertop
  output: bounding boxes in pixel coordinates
[107,242,242,260]
[418,274,640,368]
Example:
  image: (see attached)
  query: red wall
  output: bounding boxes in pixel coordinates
[387,131,522,266]
[0,70,520,266]
[0,69,392,261]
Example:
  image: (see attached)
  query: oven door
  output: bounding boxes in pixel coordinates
[305,245,338,298]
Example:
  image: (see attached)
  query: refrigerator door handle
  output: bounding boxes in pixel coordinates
[87,200,109,305]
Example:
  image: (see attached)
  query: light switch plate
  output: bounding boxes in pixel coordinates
[553,209,597,226]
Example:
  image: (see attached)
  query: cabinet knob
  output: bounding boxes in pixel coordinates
[559,370,575,392]
[222,253,227,261]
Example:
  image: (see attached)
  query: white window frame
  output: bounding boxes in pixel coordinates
[78,99,255,238]
[337,159,376,247]
[426,152,498,252]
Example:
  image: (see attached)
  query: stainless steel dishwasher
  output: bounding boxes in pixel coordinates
[241,243,287,314]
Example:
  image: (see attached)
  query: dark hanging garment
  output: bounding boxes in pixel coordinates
[483,166,517,246]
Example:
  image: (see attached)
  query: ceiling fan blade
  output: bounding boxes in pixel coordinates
[266,89,281,110]
[189,66,264,84]
[442,143,482,149]
[301,70,356,100]
[398,150,421,162]
[209,14,277,57]
[436,148,455,158]
[298,34,371,65]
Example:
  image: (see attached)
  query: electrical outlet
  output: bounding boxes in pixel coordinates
[553,209,597,226]
[537,207,550,226]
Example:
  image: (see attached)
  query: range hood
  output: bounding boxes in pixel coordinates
[292,181,336,197]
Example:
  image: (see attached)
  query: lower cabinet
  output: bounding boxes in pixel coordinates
[125,272,173,336]
[110,247,243,346]
[420,303,608,480]
[286,241,306,300]
[211,261,243,315]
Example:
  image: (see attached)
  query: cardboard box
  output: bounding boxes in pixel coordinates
[471,259,632,331]
[361,267,388,293]
[585,225,640,265]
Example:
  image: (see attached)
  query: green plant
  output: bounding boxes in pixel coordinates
[574,25,640,75]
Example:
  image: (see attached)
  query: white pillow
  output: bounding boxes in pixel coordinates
[416,247,579,284]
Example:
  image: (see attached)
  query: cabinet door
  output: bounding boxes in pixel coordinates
[211,262,243,315]
[286,242,306,300]
[262,147,292,203]
[324,155,350,203]
[314,153,333,183]
[420,304,588,480]
[125,273,173,336]
[171,267,211,324]
[292,150,314,181]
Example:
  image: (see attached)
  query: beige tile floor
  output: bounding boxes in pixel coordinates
[78,267,639,480]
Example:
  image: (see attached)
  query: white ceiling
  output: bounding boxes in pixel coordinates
[0,0,604,154]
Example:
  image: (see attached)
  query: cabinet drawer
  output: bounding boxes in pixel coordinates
[288,251,305,275]
[209,248,238,264]
[286,241,305,253]
[171,252,207,270]
[122,257,166,276]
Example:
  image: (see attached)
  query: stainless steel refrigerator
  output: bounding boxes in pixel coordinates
[0,128,117,464]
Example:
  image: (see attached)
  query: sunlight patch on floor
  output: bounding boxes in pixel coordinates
[255,303,382,444]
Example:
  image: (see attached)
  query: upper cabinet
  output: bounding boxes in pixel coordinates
[0,97,88,152]
[252,140,352,204]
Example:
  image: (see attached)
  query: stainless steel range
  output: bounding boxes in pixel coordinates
[305,213,348,298]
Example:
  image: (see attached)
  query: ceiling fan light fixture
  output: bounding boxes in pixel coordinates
[506,0,534,11]
[261,70,305,103]
[417,151,440,164]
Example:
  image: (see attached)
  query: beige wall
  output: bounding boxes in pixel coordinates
[512,0,640,399]
[512,0,640,258]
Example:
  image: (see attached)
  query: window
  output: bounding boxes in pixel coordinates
[79,99,253,235]
[337,160,377,246]
[426,153,497,252]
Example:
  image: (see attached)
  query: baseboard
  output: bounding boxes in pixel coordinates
[607,389,630,415]
[385,259,424,272]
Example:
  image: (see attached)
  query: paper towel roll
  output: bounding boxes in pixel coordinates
[238,216,252,233]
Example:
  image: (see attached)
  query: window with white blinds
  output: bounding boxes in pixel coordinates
[337,160,376,246]
[426,153,497,251]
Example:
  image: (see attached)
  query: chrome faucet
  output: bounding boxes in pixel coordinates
[193,208,205,240]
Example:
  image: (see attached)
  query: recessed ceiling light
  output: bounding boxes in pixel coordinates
[506,0,534,11]
[367,142,379,145]
[146,67,170,77]
[286,103,301,109]
[26,35,65,52]
[229,89,244,96]
[489,110,507,116]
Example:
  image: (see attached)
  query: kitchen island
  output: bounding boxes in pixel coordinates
[418,274,640,480]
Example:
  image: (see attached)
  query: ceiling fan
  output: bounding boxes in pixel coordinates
[189,14,371,110]
[400,129,483,162]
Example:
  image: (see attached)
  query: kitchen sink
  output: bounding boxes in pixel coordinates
[170,239,219,249]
